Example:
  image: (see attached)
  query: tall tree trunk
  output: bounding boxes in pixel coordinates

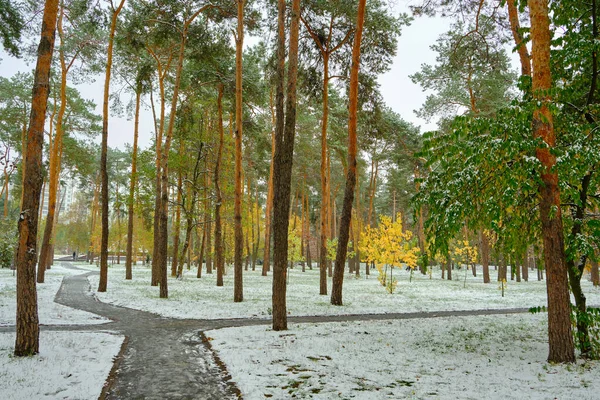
[272,0,300,331]
[38,5,69,283]
[14,0,59,357]
[215,84,225,287]
[529,0,575,363]
[319,52,330,296]
[246,176,252,271]
[197,220,206,278]
[252,185,260,271]
[156,8,209,298]
[331,0,366,306]
[263,91,276,276]
[125,85,141,280]
[87,175,100,263]
[233,0,245,302]
[480,229,490,283]
[98,0,126,293]
[178,144,203,278]
[204,151,212,274]
[566,174,593,357]
[171,142,184,277]
[498,257,507,282]
[591,259,599,286]
[148,50,171,287]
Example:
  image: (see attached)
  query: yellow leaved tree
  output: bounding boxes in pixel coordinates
[359,213,419,293]
[453,239,479,287]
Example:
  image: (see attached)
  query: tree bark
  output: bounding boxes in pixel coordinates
[331,0,366,306]
[171,141,184,277]
[591,259,599,286]
[507,0,532,76]
[156,7,209,297]
[234,0,245,302]
[98,0,126,293]
[204,151,212,274]
[126,84,141,280]
[272,0,300,331]
[252,185,260,271]
[480,229,490,283]
[319,52,330,296]
[263,91,276,276]
[15,0,59,357]
[215,84,225,287]
[529,0,574,363]
[147,46,173,287]
[38,4,69,283]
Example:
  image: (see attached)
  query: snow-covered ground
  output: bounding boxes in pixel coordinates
[1,263,599,399]
[0,264,108,326]
[207,314,600,399]
[85,262,600,320]
[0,331,123,399]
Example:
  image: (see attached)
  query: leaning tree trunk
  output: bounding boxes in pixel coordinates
[98,0,126,293]
[272,0,300,331]
[15,0,60,357]
[331,0,366,306]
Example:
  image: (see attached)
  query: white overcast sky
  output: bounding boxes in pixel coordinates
[0,0,450,150]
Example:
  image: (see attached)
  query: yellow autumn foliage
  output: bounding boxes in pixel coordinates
[454,240,478,265]
[359,213,420,282]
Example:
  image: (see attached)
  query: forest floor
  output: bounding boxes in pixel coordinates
[0,261,599,399]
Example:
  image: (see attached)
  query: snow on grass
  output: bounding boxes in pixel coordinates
[207,314,600,399]
[0,265,108,326]
[0,331,123,400]
[86,262,600,320]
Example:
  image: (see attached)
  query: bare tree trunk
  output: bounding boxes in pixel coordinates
[252,185,260,271]
[171,142,184,277]
[529,0,574,363]
[272,0,300,331]
[204,154,212,274]
[331,0,366,306]
[38,4,69,283]
[319,53,330,296]
[507,0,532,76]
[591,259,599,286]
[14,0,59,357]
[215,84,225,287]
[126,85,141,280]
[233,0,245,303]
[480,229,490,283]
[197,221,206,278]
[98,0,126,293]
[263,94,276,276]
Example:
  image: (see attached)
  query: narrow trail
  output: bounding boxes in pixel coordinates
[3,264,533,399]
[54,270,241,400]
